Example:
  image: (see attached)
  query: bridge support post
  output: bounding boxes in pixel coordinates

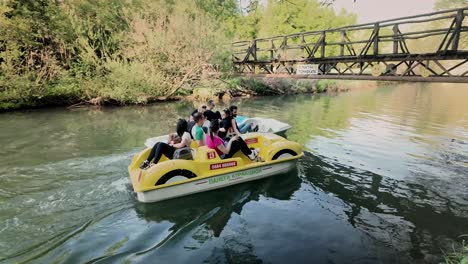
[373,23,379,55]
[452,10,464,51]
[340,31,345,56]
[252,40,257,61]
[321,31,326,58]
[393,25,399,54]
[282,36,288,60]
[270,39,274,61]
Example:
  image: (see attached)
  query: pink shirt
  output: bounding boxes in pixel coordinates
[206,134,225,157]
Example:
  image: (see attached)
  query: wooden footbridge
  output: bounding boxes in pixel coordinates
[232,8,468,83]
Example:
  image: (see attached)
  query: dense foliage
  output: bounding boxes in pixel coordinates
[1,0,463,110]
[0,0,370,110]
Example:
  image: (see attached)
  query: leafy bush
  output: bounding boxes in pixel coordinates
[0,0,355,110]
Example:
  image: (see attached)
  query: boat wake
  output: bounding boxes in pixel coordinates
[0,150,138,262]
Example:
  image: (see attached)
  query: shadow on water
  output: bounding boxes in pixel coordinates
[89,169,302,264]
[299,152,468,262]
[136,167,301,237]
[94,150,458,263]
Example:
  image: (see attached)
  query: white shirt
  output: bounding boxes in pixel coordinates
[182,132,192,147]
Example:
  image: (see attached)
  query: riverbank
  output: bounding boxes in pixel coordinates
[191,77,348,101]
[0,77,350,112]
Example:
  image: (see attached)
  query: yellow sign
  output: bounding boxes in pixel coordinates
[421,67,430,78]
[371,64,381,77]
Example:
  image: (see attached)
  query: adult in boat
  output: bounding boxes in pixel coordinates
[190,104,207,121]
[191,112,206,146]
[140,119,192,169]
[203,99,221,122]
[218,108,241,140]
[188,105,206,137]
[230,105,257,133]
[206,119,260,161]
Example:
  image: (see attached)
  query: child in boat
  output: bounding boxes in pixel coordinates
[140,119,192,169]
[206,119,260,161]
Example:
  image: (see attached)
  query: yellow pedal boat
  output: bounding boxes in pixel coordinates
[128,133,303,203]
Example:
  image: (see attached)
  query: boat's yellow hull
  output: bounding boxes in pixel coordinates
[128,133,303,203]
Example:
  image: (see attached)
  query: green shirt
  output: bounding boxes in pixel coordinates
[194,125,204,141]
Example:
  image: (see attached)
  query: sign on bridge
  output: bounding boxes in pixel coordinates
[297,64,319,75]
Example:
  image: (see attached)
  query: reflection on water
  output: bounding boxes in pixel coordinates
[135,168,301,236]
[302,152,468,261]
[0,82,467,263]
[129,169,302,263]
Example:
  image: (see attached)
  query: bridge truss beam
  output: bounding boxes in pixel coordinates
[232,8,468,83]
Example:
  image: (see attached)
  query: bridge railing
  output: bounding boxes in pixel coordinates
[232,7,468,82]
[233,7,467,62]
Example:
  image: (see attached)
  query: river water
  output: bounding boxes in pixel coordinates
[0,82,467,263]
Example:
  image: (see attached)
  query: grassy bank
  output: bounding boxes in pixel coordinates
[191,77,345,100]
[0,76,345,111]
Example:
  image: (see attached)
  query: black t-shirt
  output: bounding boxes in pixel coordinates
[218,117,233,139]
[187,121,196,139]
[203,110,220,121]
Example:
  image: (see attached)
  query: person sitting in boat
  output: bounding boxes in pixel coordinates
[191,112,206,146]
[140,119,192,169]
[230,105,258,133]
[188,105,207,138]
[206,119,260,161]
[218,108,241,140]
[203,99,221,122]
[190,104,207,121]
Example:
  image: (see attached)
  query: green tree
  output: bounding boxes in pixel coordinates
[0,0,73,80]
[228,0,356,40]
[0,0,361,110]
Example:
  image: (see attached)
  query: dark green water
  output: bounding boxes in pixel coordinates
[0,83,467,263]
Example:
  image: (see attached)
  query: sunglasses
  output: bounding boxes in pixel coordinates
[201,105,207,109]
